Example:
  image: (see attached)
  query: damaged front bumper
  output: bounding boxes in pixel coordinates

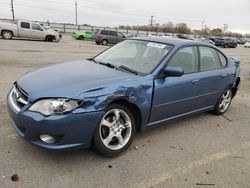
[7,96,104,150]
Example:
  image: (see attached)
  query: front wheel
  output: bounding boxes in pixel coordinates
[2,31,13,39]
[93,104,135,157]
[213,88,233,115]
[47,36,54,42]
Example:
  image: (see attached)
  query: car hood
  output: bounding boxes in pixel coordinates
[17,60,137,102]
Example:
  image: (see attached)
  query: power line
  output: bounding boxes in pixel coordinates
[10,0,15,20]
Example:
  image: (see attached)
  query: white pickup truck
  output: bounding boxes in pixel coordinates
[0,20,60,42]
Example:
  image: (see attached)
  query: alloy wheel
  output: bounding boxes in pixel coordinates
[99,108,132,151]
[3,31,12,39]
[219,89,232,113]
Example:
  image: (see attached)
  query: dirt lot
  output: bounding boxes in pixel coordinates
[0,34,250,188]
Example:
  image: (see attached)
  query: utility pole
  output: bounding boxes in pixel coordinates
[201,19,205,30]
[149,16,155,27]
[10,0,15,20]
[75,0,78,25]
[223,24,228,33]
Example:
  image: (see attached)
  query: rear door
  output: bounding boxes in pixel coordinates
[18,21,31,38]
[150,46,200,123]
[194,46,229,108]
[109,31,118,44]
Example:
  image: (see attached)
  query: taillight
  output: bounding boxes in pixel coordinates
[96,34,101,39]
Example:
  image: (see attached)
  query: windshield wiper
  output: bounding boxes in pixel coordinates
[91,59,116,69]
[99,62,116,69]
[117,65,138,75]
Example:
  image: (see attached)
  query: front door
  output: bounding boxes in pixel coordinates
[31,23,45,39]
[150,46,200,123]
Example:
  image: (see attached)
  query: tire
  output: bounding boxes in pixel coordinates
[96,41,100,45]
[2,31,13,40]
[79,35,84,40]
[93,104,135,157]
[47,36,54,42]
[213,88,233,115]
[224,44,229,48]
[102,39,108,45]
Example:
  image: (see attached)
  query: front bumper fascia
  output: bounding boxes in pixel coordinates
[7,98,104,151]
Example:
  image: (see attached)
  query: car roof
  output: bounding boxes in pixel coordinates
[130,37,215,48]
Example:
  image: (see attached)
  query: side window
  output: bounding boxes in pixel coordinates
[167,46,199,74]
[218,52,227,67]
[100,30,108,35]
[32,23,41,31]
[109,31,117,36]
[20,22,30,29]
[199,46,221,71]
[117,32,124,38]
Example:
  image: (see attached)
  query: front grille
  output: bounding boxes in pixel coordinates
[9,85,29,112]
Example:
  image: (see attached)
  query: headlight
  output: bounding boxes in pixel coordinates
[29,99,80,116]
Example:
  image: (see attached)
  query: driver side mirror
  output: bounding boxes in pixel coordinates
[159,67,184,78]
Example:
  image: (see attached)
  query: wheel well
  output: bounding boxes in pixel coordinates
[102,38,108,42]
[110,99,142,132]
[46,35,55,40]
[1,30,13,36]
[232,77,240,97]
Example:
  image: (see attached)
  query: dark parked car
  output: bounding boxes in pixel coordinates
[215,38,237,48]
[7,38,240,157]
[176,34,193,40]
[95,29,126,45]
[195,37,215,45]
[237,38,246,45]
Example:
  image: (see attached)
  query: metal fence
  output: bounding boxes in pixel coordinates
[0,18,168,36]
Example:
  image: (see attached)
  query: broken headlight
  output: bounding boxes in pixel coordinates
[29,99,80,116]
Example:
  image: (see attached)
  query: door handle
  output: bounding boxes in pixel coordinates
[221,73,227,78]
[192,79,199,84]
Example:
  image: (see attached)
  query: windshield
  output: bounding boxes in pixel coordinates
[94,40,173,75]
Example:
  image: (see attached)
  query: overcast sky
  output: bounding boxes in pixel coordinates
[0,0,249,33]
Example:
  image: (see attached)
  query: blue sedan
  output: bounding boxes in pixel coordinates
[7,38,240,157]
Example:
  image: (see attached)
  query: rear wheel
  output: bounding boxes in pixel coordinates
[79,35,84,40]
[93,104,135,157]
[102,39,108,45]
[2,31,13,39]
[213,88,233,115]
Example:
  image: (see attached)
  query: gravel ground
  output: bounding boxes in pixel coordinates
[0,34,250,188]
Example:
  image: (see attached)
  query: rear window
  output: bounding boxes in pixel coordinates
[20,22,30,29]
[94,29,100,34]
[100,30,109,35]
